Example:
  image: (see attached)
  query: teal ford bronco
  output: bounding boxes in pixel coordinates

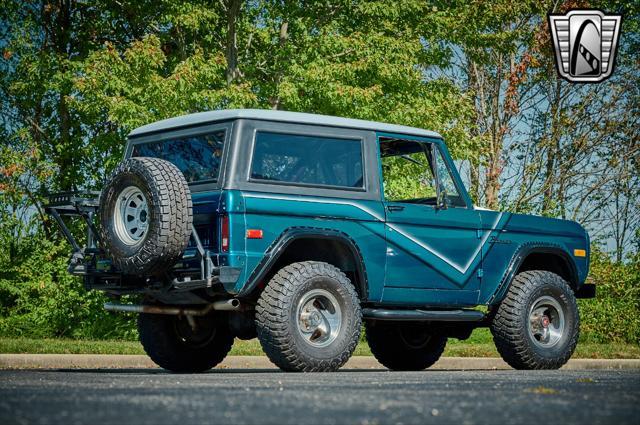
[46,109,595,372]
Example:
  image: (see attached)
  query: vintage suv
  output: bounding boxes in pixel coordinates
[46,109,595,373]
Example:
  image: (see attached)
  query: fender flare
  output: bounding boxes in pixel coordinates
[489,242,579,305]
[237,227,369,299]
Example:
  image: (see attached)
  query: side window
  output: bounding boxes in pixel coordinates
[379,138,465,207]
[380,139,437,203]
[250,132,364,189]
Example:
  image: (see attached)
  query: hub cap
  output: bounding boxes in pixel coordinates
[528,295,565,348]
[296,289,342,348]
[114,186,149,245]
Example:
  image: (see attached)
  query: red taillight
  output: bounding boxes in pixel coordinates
[220,215,230,252]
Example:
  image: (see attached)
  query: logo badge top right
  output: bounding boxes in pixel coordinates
[548,10,622,83]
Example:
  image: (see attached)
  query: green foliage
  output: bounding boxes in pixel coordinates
[382,156,436,201]
[579,250,640,344]
[0,235,137,340]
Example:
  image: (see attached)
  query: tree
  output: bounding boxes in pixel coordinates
[0,1,637,340]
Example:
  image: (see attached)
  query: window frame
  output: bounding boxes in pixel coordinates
[124,121,233,192]
[248,130,366,192]
[229,119,379,201]
[377,132,472,209]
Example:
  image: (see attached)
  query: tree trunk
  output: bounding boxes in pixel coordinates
[484,53,504,210]
[270,21,289,110]
[57,93,74,190]
[55,0,74,191]
[542,78,562,215]
[225,0,242,85]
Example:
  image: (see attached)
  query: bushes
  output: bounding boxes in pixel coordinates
[0,235,137,340]
[0,234,638,345]
[578,250,640,344]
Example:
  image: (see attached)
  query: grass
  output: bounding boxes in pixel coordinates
[1,329,638,358]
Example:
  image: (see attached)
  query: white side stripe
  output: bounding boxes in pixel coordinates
[386,213,503,274]
[243,193,503,275]
[243,193,385,221]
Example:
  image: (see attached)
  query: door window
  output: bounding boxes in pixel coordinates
[380,138,465,207]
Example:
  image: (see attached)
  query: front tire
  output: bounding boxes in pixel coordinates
[365,322,447,371]
[255,261,362,372]
[490,270,579,370]
[138,312,234,373]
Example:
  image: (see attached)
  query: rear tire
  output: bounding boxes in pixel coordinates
[255,261,361,372]
[490,270,579,370]
[365,322,447,371]
[138,312,234,373]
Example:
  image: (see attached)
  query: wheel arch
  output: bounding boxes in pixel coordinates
[238,227,369,300]
[490,243,579,305]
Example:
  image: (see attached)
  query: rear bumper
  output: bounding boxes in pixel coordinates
[44,192,241,295]
[84,265,242,294]
[575,283,596,299]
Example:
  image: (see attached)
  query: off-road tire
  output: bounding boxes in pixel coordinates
[255,261,362,372]
[138,312,234,373]
[490,270,579,370]
[99,157,192,275]
[365,322,447,371]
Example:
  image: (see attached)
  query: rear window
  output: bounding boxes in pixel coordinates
[250,132,364,189]
[131,130,225,183]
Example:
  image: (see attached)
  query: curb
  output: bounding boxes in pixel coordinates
[1,354,639,370]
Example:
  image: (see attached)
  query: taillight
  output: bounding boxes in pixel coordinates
[220,215,230,252]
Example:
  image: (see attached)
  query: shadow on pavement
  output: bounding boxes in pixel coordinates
[23,367,505,375]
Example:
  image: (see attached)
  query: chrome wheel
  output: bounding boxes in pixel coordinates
[296,288,342,348]
[528,295,565,348]
[114,186,149,245]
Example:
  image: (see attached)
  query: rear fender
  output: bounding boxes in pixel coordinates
[237,227,368,300]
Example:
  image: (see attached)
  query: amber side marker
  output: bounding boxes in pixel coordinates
[246,229,264,239]
[574,249,586,257]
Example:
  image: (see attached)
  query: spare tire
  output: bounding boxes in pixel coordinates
[99,157,192,275]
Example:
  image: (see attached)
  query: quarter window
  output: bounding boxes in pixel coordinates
[250,132,364,189]
[433,147,466,207]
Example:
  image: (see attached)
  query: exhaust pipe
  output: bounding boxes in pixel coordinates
[104,299,241,316]
[211,298,241,311]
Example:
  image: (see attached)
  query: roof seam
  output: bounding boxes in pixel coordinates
[128,109,442,139]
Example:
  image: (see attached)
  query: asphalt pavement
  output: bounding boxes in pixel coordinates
[1,368,638,425]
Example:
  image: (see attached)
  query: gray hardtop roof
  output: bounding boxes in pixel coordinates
[127,109,443,139]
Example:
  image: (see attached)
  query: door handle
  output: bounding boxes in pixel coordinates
[387,205,405,212]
